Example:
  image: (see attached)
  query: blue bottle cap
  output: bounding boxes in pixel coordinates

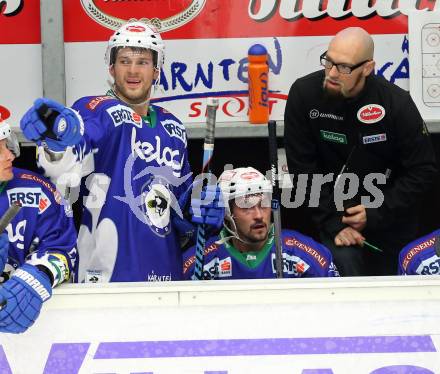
[248,44,267,55]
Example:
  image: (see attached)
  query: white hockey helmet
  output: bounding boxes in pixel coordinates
[218,167,272,222]
[105,18,165,70]
[0,121,20,157]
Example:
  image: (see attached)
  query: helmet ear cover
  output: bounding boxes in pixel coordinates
[0,121,20,158]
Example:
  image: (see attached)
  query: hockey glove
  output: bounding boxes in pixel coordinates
[20,98,84,152]
[0,263,52,334]
[0,234,9,274]
[190,183,225,231]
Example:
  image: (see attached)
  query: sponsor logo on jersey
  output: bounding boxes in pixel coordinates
[284,237,327,268]
[310,109,343,121]
[201,256,231,279]
[7,188,51,214]
[131,127,185,174]
[87,96,113,110]
[415,254,440,275]
[85,270,103,283]
[357,104,385,124]
[362,133,387,145]
[402,236,436,271]
[219,257,232,277]
[161,119,187,145]
[272,253,310,276]
[320,130,347,145]
[183,242,219,274]
[147,270,172,282]
[107,104,143,128]
[79,0,207,32]
[19,173,62,204]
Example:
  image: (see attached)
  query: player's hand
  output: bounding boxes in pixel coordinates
[20,98,84,152]
[342,204,367,232]
[335,226,365,247]
[0,234,9,275]
[190,183,225,230]
[0,263,52,334]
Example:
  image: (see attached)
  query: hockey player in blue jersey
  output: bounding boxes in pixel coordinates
[0,120,77,333]
[398,229,440,275]
[20,19,222,283]
[183,167,339,279]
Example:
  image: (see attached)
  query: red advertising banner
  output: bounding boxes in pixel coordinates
[0,0,40,44]
[64,0,440,42]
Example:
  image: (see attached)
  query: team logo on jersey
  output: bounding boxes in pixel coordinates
[80,0,207,32]
[107,105,142,128]
[7,188,51,214]
[415,254,440,275]
[142,182,172,236]
[362,133,387,145]
[357,104,385,124]
[161,119,187,146]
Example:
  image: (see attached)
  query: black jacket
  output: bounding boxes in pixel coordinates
[284,70,437,243]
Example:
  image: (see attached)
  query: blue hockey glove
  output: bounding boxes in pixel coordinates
[20,98,83,152]
[0,234,9,274]
[0,263,52,334]
[190,183,225,230]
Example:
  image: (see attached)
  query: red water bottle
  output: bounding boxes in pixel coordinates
[248,44,269,124]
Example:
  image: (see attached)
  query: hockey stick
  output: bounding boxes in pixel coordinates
[192,97,219,280]
[0,202,22,233]
[435,234,440,257]
[268,120,283,278]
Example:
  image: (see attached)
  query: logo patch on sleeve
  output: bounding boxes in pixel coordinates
[7,188,51,214]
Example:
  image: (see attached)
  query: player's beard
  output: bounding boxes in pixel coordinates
[238,222,269,247]
[322,73,363,100]
[114,79,152,105]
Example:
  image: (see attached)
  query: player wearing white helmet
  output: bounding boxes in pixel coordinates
[183,167,339,280]
[0,120,77,333]
[20,19,223,283]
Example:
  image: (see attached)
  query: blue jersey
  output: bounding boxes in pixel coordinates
[0,168,77,286]
[398,229,440,275]
[182,228,339,279]
[69,96,191,282]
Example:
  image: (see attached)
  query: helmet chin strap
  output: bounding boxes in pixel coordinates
[215,216,266,246]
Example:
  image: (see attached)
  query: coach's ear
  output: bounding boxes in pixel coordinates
[362,60,375,77]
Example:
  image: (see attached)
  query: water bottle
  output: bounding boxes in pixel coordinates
[248,44,269,124]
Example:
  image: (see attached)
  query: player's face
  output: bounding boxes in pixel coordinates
[0,139,15,182]
[322,47,373,99]
[110,48,159,105]
[231,193,272,247]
